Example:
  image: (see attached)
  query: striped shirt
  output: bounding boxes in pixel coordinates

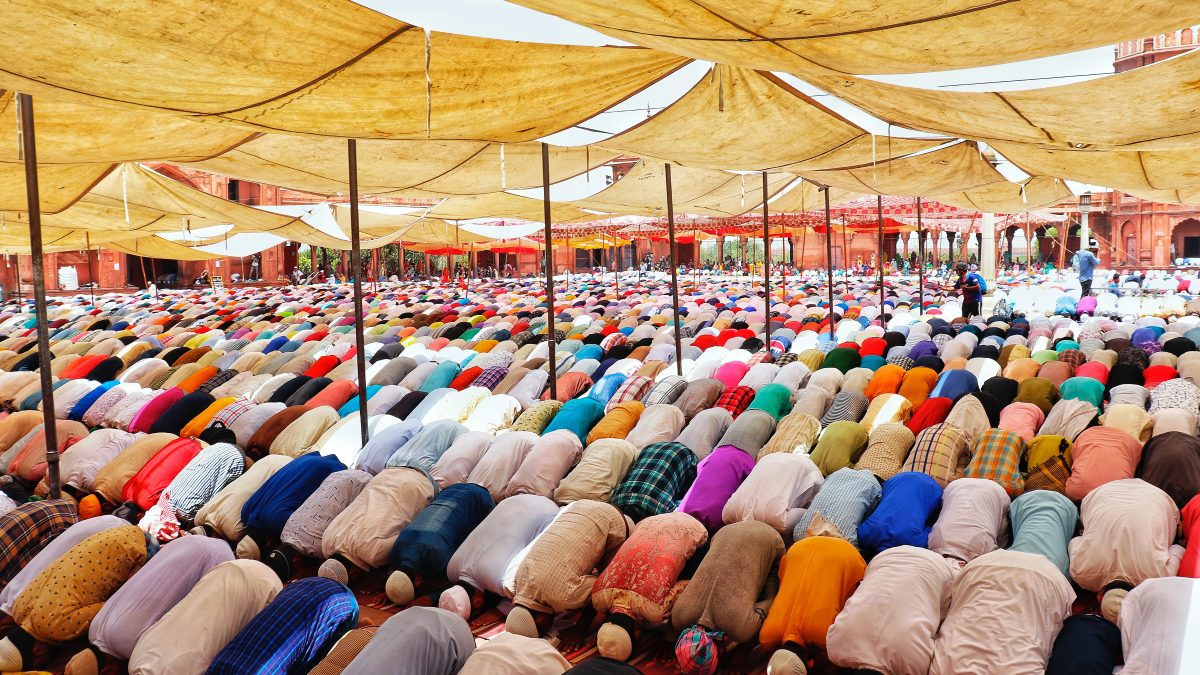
[793,467,881,546]
[207,577,358,675]
[642,375,687,406]
[166,443,247,519]
[902,423,972,487]
[820,391,869,426]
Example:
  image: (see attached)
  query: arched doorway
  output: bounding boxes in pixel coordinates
[1119,220,1138,266]
[1172,218,1200,263]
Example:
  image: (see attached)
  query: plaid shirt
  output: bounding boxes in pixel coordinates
[642,375,687,406]
[1056,349,1085,371]
[714,386,756,418]
[611,441,696,522]
[197,369,238,394]
[206,577,358,675]
[747,350,774,366]
[964,429,1026,496]
[0,498,77,584]
[901,423,971,487]
[606,375,654,412]
[470,366,510,391]
[211,398,258,429]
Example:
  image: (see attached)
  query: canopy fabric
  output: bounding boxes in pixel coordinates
[504,0,1196,75]
[0,92,255,165]
[87,165,357,248]
[928,176,1074,214]
[1121,187,1200,206]
[789,49,1200,151]
[994,143,1200,193]
[0,164,365,251]
[429,192,596,223]
[104,236,225,260]
[186,135,618,197]
[598,65,939,172]
[0,1,688,142]
[0,163,114,213]
[574,161,794,217]
[798,142,1003,197]
[762,181,859,213]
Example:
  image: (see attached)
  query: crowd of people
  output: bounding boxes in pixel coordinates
[0,268,1196,674]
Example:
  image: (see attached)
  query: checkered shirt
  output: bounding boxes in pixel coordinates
[0,498,77,584]
[606,375,654,412]
[714,386,756,418]
[470,366,510,391]
[211,398,258,429]
[901,423,972,487]
[963,428,1026,496]
[611,441,697,522]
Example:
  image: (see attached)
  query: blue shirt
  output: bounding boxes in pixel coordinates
[1075,250,1099,281]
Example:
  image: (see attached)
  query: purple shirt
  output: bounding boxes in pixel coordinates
[677,445,756,530]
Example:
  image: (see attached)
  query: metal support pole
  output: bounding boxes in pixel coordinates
[347,139,370,446]
[611,233,618,295]
[877,194,885,315]
[917,197,926,314]
[84,232,96,307]
[762,171,772,356]
[18,94,59,499]
[823,186,835,341]
[541,143,557,400]
[665,164,683,376]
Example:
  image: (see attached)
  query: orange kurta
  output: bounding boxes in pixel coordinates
[759,536,866,651]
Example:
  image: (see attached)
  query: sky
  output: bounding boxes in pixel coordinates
[359,0,1118,199]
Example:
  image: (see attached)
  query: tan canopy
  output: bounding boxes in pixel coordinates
[428,192,596,224]
[574,161,794,217]
[0,91,255,165]
[994,143,1200,193]
[599,65,940,171]
[505,0,1196,75]
[761,181,858,213]
[0,163,113,213]
[796,50,1200,150]
[929,176,1074,214]
[187,135,618,197]
[797,142,1003,196]
[0,0,688,142]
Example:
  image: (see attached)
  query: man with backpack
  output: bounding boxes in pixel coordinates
[952,261,985,319]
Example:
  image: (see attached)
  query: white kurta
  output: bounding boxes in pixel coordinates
[1068,478,1183,591]
[1119,576,1200,675]
[721,452,822,533]
[930,549,1072,675]
[828,546,956,674]
[928,477,1011,563]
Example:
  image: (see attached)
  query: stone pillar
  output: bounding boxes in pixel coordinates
[981,212,996,288]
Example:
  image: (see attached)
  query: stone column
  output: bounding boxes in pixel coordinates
[981,213,996,288]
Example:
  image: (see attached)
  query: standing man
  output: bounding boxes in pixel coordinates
[1074,241,1101,297]
[951,261,983,319]
[249,255,260,281]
